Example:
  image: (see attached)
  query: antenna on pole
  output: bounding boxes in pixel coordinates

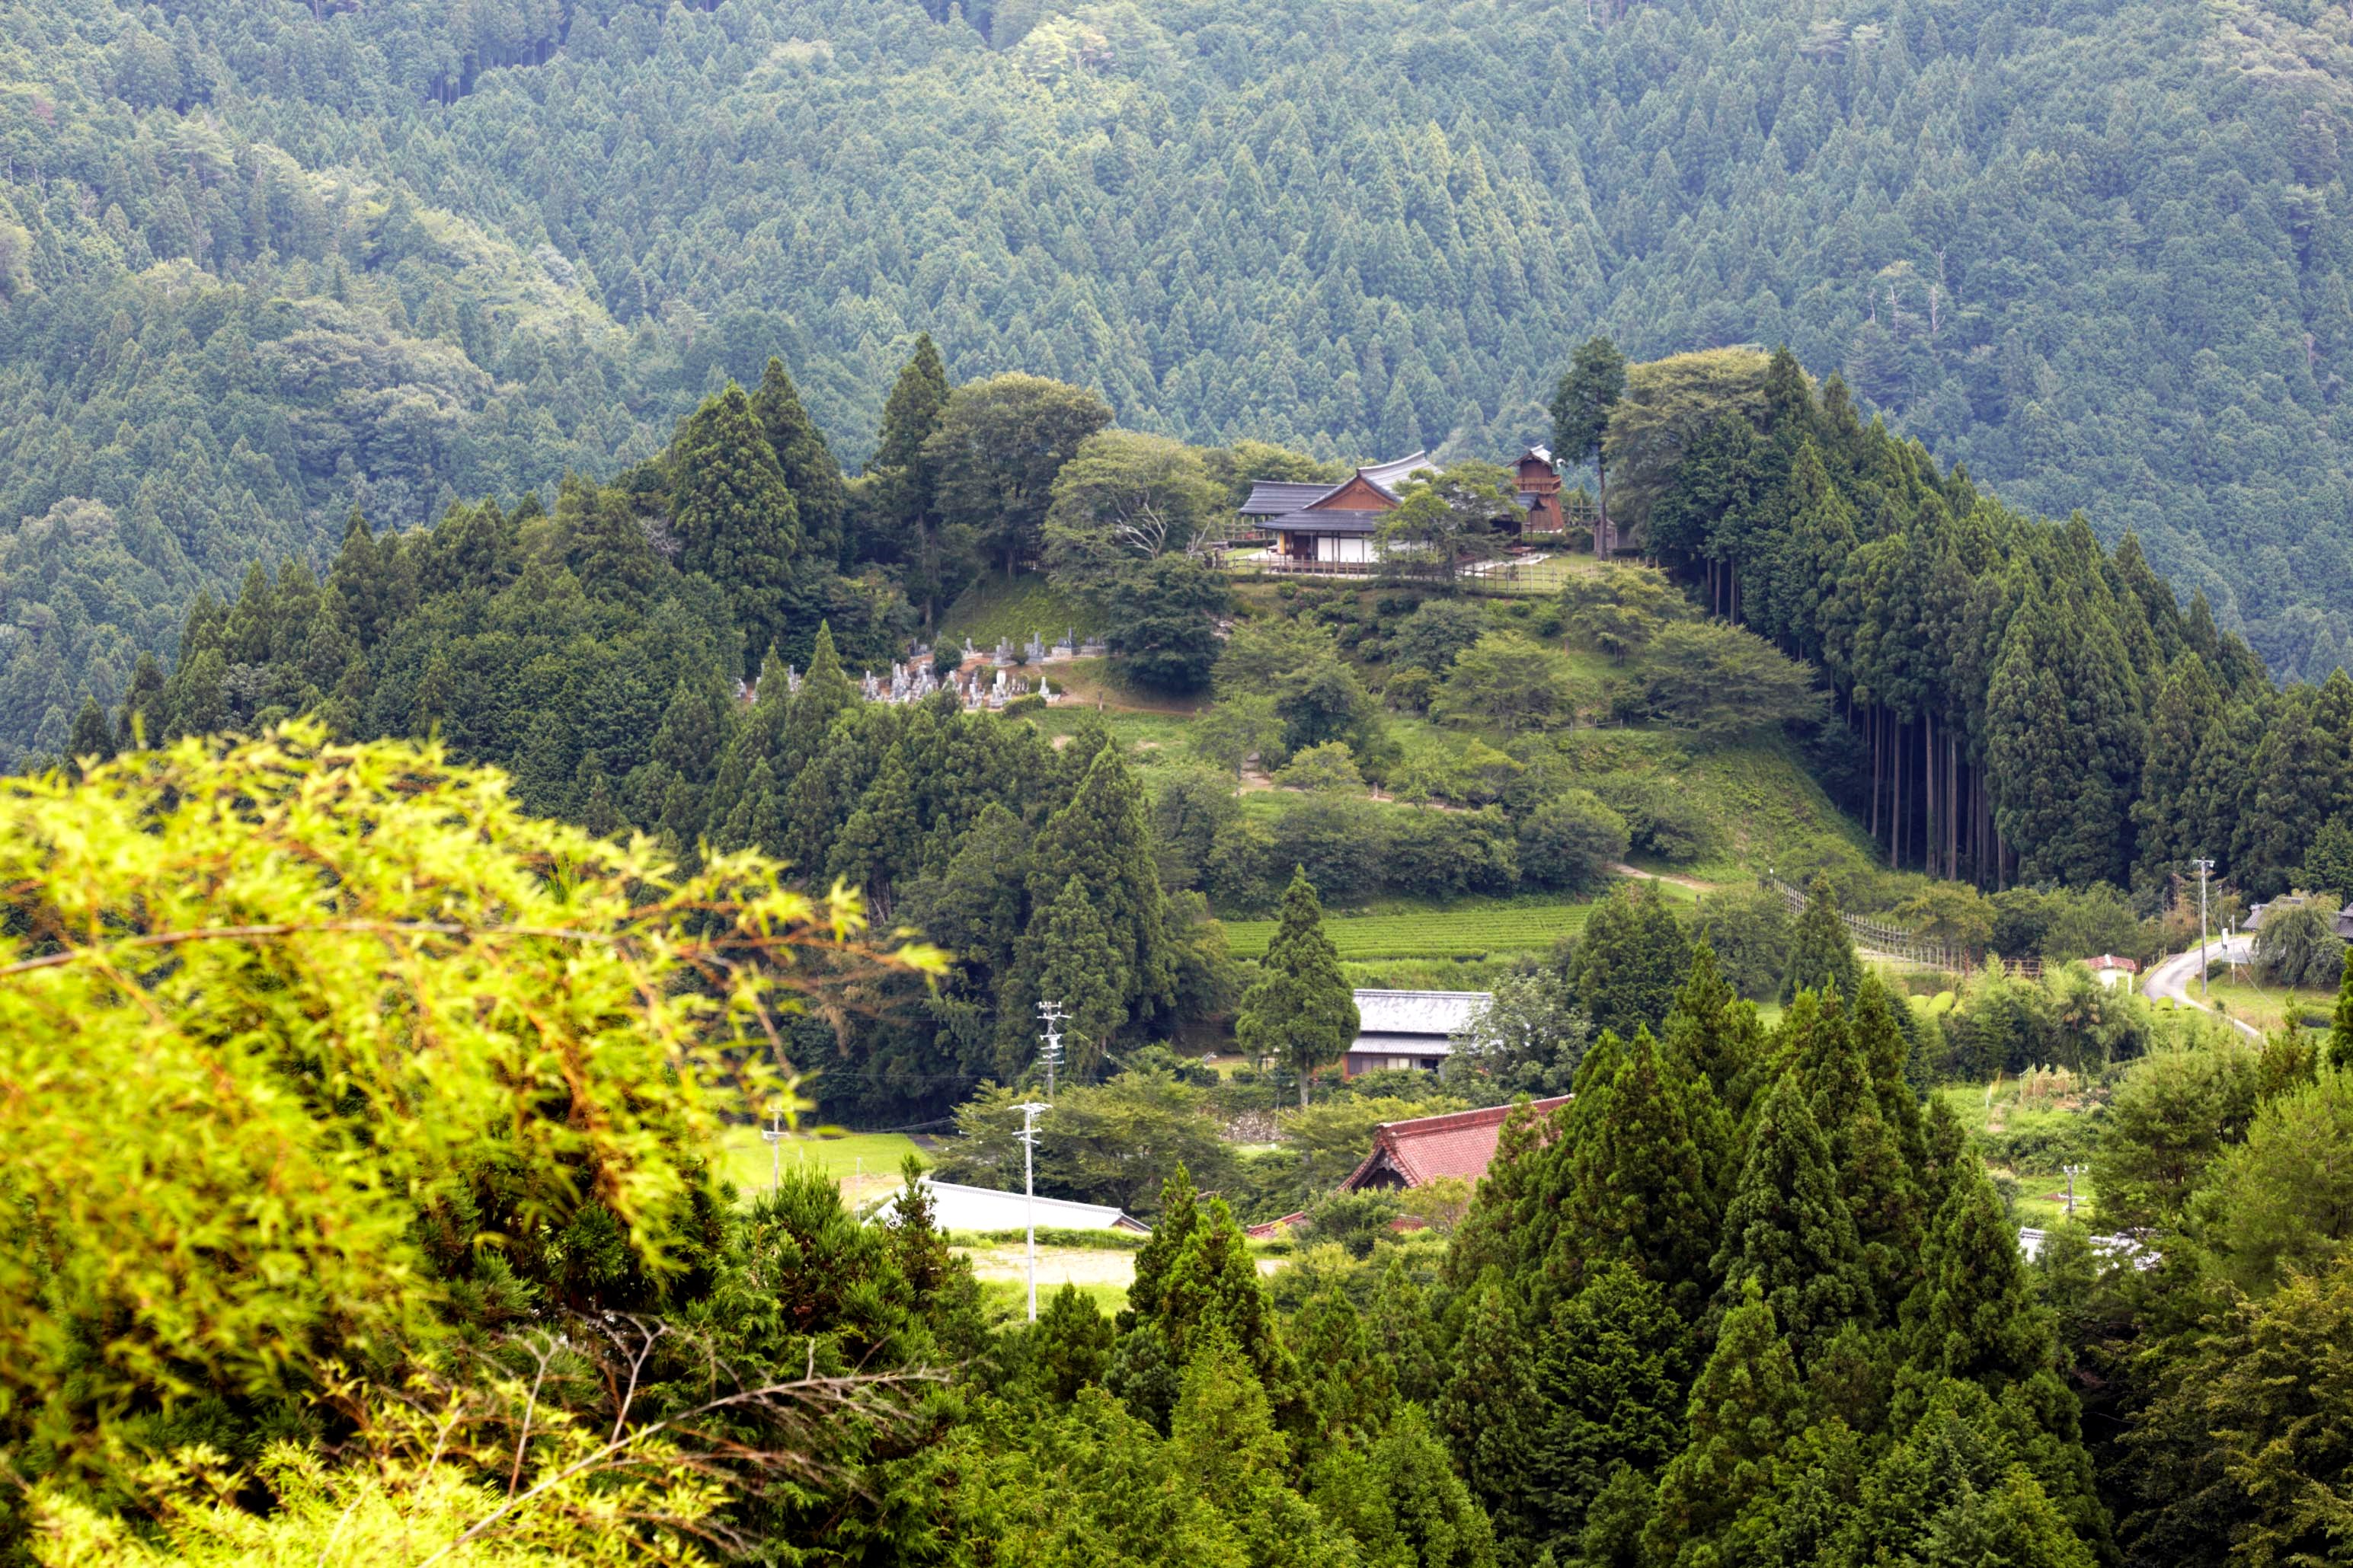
[2192,858,2216,1001]
[1037,999,1068,1098]
[1014,1099,1051,1322]
[2062,1164,2087,1220]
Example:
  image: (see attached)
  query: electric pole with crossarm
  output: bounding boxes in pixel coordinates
[2193,857,2215,1001]
[1014,1099,1050,1321]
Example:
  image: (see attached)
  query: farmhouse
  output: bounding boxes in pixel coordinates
[1341,988,1489,1077]
[1338,1097,1574,1192]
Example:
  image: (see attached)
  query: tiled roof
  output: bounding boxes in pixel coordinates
[1339,1096,1572,1191]
[1244,1210,1309,1239]
[1239,481,1335,517]
[1239,452,1432,519]
[1360,451,1435,491]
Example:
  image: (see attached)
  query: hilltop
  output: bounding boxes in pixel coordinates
[8,0,2353,762]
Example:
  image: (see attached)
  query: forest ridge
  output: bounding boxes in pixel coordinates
[5,0,2353,763]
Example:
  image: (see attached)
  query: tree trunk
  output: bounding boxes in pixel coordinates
[1869,707,1881,845]
[1892,716,1904,870]
[1300,1066,1312,1109]
[1925,712,1936,880]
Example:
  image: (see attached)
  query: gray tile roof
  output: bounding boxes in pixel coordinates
[1239,452,1432,518]
[1239,481,1335,517]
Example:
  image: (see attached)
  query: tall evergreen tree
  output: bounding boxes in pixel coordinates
[1518,1264,1690,1560]
[1986,589,2143,887]
[1782,873,1860,1002]
[1033,874,1125,1078]
[113,653,167,752]
[2332,943,2353,1073]
[1437,1276,1543,1547]
[1571,880,1693,1039]
[1711,1072,1874,1366]
[1640,1281,1814,1568]
[752,356,849,567]
[2132,656,2225,880]
[780,621,857,778]
[1234,867,1358,1106]
[1555,1026,1731,1323]
[670,382,803,668]
[1551,335,1628,543]
[862,335,953,615]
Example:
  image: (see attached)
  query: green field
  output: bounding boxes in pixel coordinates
[719,1127,925,1208]
[1934,1082,2103,1228]
[1223,897,1596,959]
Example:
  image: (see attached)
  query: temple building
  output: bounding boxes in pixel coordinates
[1238,451,1434,567]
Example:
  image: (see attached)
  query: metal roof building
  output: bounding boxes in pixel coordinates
[1343,988,1490,1077]
[872,1176,1149,1234]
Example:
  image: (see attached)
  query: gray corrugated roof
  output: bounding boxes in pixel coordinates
[1348,1032,1455,1059]
[1351,988,1488,1039]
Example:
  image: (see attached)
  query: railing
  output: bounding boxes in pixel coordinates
[1221,551,1576,596]
[1761,878,1982,974]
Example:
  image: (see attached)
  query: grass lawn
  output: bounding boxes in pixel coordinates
[719,1126,924,1209]
[964,1242,1136,1324]
[1030,699,1201,770]
[2191,971,2329,1036]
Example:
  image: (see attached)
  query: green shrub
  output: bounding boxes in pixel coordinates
[1517,789,1630,893]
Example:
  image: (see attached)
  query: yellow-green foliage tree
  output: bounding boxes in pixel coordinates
[0,723,938,1554]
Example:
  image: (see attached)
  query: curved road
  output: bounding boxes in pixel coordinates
[2144,934,2262,1040]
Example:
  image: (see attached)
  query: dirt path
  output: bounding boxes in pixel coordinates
[1610,861,1716,893]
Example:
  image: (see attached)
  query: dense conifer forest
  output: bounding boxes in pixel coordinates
[10,0,2353,762]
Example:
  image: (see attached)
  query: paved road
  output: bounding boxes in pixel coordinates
[2143,934,2262,1039]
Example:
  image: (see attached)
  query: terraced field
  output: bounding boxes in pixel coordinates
[1223,899,1594,960]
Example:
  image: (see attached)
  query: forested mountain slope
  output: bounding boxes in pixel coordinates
[5,0,2353,759]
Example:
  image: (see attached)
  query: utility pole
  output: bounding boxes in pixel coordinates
[1037,999,1067,1098]
[759,1107,788,1197]
[2192,858,2216,1000]
[1014,1100,1050,1322]
[2063,1164,2086,1220]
